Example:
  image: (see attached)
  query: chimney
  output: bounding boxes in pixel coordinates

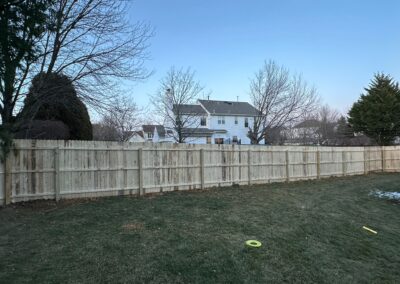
[207,95,210,100]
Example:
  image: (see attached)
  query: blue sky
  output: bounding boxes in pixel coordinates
[127,0,400,114]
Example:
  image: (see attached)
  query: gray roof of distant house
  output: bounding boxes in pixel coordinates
[123,130,143,139]
[134,131,144,138]
[172,104,207,115]
[294,119,321,128]
[198,99,259,116]
[142,125,166,137]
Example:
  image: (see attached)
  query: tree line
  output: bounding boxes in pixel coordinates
[0,0,151,155]
[150,63,400,146]
[1,1,399,148]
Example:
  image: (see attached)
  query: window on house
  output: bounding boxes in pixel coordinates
[232,136,238,143]
[147,132,153,139]
[214,138,224,144]
[234,116,238,125]
[244,117,249,128]
[218,116,225,124]
[200,117,207,126]
[206,137,211,144]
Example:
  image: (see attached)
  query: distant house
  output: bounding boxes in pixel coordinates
[284,119,341,145]
[128,131,145,142]
[170,99,262,144]
[129,125,174,143]
[282,119,320,145]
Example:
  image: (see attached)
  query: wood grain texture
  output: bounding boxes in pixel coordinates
[1,140,399,204]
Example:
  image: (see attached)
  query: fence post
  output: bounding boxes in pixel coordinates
[54,147,60,202]
[123,147,130,195]
[138,148,144,196]
[381,147,385,172]
[200,149,205,189]
[285,150,290,182]
[342,151,346,176]
[363,147,368,175]
[4,154,12,205]
[247,149,251,185]
[316,150,321,179]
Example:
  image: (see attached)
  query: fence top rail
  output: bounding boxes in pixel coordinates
[8,139,400,153]
[11,147,373,153]
[11,139,400,148]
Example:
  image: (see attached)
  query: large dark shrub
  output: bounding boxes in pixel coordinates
[18,72,92,140]
[14,120,70,140]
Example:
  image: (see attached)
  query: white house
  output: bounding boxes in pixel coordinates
[171,99,262,144]
[129,125,174,143]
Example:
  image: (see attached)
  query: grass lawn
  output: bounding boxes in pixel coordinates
[1,173,399,283]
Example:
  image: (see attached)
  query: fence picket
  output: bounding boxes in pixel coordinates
[1,139,399,204]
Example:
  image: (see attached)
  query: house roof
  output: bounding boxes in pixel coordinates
[172,104,207,115]
[123,130,141,138]
[294,119,320,128]
[133,131,144,138]
[198,99,259,116]
[142,125,166,137]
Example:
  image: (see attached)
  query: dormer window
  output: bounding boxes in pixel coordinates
[147,132,153,139]
[200,117,207,126]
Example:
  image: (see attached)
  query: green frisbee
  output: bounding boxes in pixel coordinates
[245,240,262,248]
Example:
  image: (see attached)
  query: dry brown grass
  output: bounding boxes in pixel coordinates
[122,222,144,230]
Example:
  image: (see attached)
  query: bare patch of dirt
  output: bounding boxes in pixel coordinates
[122,222,144,231]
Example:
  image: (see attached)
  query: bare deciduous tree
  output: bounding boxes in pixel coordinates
[96,96,142,142]
[11,0,152,116]
[248,60,319,144]
[151,67,205,143]
[317,104,340,144]
[92,123,119,141]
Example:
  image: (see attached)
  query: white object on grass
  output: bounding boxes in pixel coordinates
[362,226,377,234]
[370,190,400,201]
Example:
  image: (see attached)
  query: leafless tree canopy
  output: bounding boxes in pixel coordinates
[318,104,340,124]
[13,0,152,113]
[317,104,340,142]
[95,96,142,142]
[151,67,205,143]
[248,60,319,144]
[92,123,119,141]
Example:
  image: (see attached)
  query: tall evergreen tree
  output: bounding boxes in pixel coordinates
[348,74,400,145]
[336,116,353,139]
[0,0,52,124]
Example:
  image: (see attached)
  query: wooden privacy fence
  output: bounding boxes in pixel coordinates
[1,139,400,205]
